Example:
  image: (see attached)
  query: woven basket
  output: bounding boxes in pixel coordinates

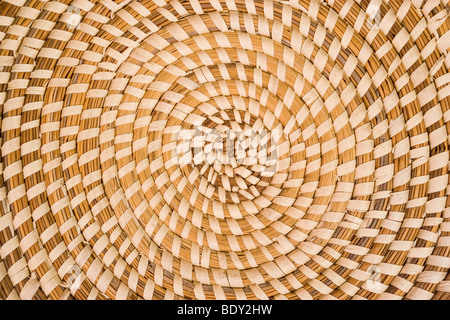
[0,0,449,300]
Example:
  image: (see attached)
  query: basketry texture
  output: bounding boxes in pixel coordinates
[0,0,449,300]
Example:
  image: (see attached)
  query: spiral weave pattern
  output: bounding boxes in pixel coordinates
[0,0,449,300]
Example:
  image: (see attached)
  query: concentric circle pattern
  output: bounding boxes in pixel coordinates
[0,0,449,300]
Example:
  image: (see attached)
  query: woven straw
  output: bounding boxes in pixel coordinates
[0,0,449,301]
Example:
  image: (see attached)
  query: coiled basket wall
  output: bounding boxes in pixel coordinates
[0,0,449,300]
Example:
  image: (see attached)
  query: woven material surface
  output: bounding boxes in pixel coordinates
[0,0,449,300]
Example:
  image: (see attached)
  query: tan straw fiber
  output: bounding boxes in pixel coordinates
[0,0,449,300]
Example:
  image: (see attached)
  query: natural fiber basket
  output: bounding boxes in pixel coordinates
[0,0,449,300]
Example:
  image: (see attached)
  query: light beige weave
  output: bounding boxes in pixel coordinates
[0,0,449,300]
